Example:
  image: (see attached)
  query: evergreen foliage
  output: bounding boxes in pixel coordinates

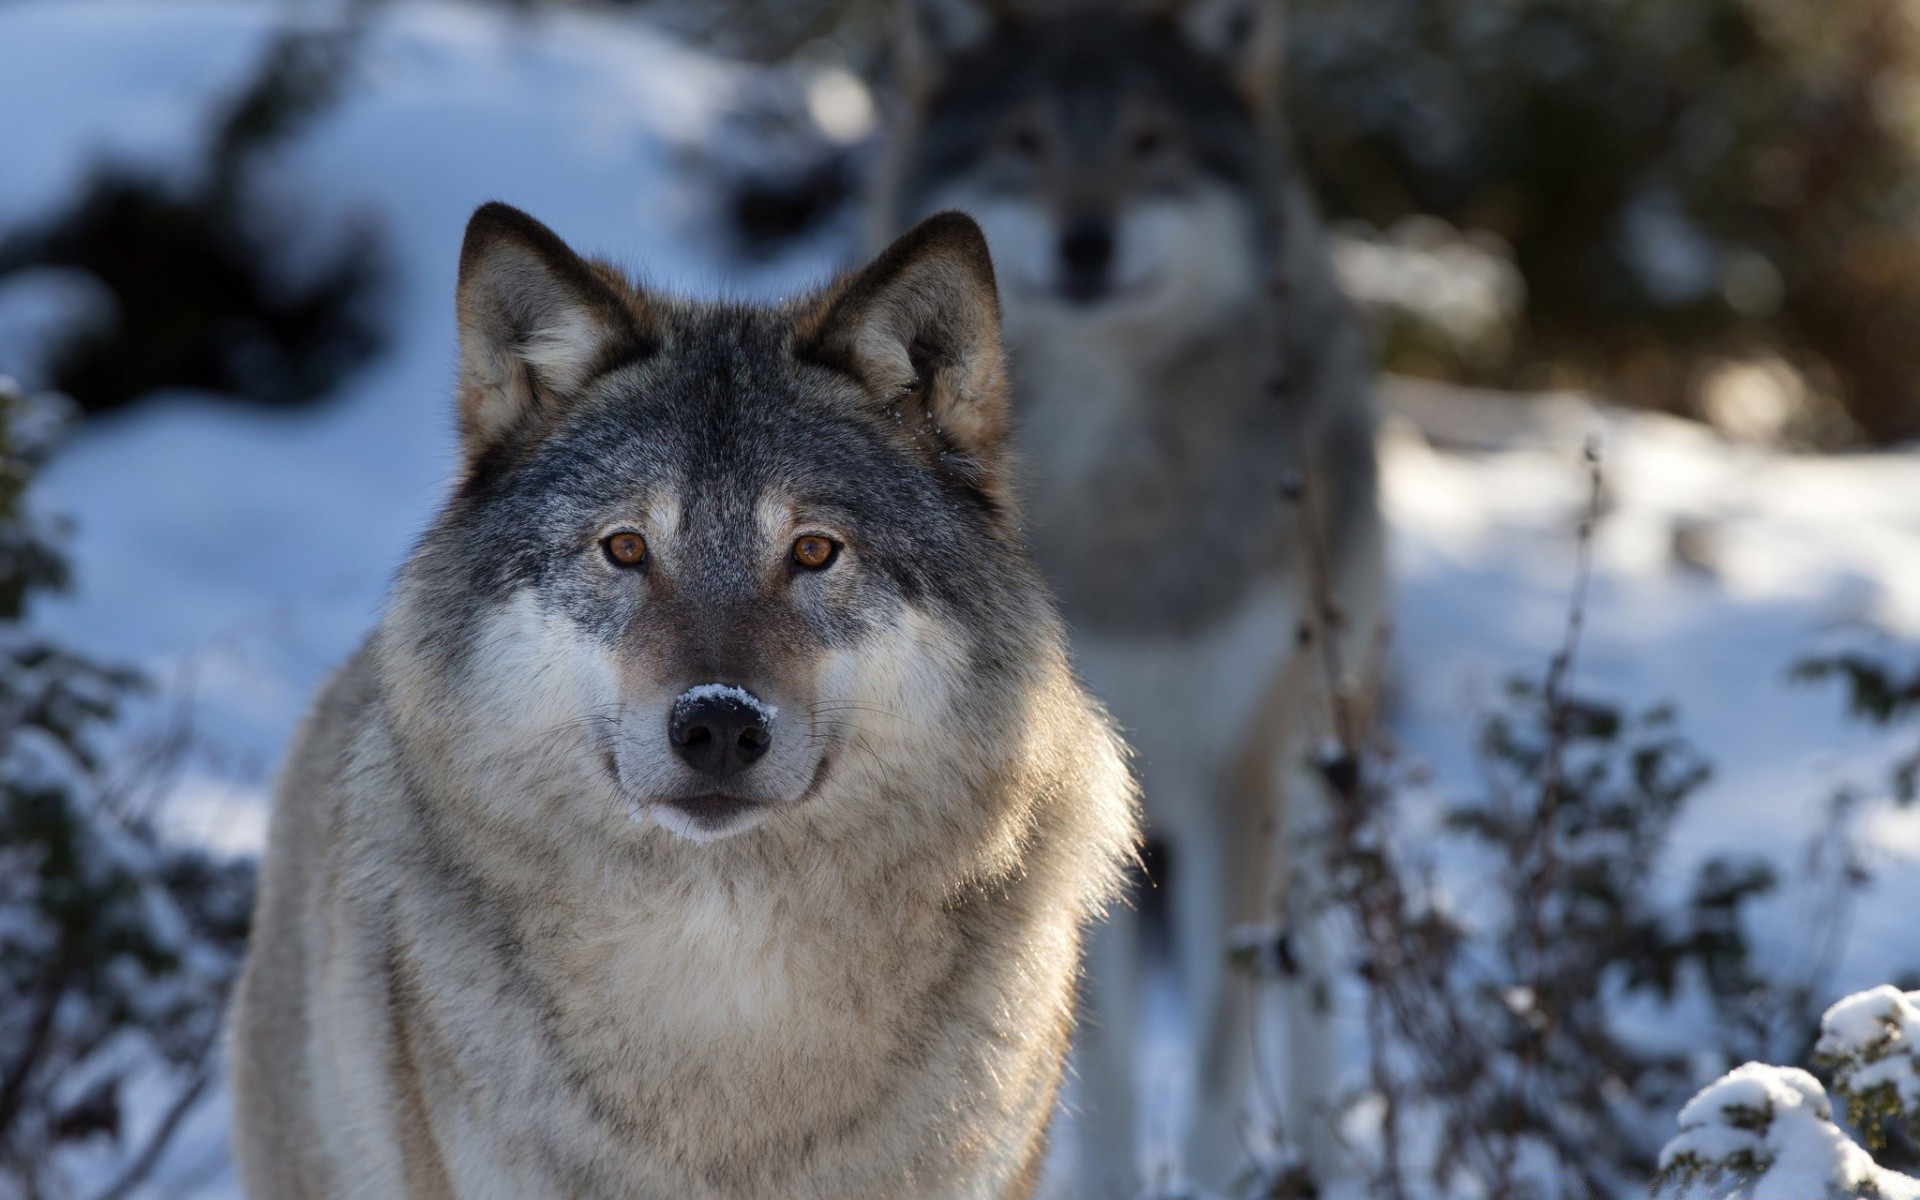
[0,378,255,1199]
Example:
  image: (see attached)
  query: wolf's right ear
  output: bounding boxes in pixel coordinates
[896,0,1007,100]
[455,203,652,459]
[1159,0,1286,116]
[793,212,1012,507]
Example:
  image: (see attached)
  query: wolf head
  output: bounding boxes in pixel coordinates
[883,0,1281,349]
[381,203,1076,848]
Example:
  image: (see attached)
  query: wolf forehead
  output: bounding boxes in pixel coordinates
[461,309,988,531]
[901,14,1264,183]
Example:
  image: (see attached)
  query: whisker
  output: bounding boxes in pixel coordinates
[811,702,924,728]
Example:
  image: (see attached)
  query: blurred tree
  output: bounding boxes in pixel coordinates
[0,11,386,418]
[1288,0,1920,444]
[0,378,255,1197]
[598,0,888,64]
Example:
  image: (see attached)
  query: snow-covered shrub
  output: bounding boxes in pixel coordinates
[1818,988,1920,1160]
[1241,456,1856,1198]
[1654,987,1920,1199]
[1654,1063,1916,1199]
[1281,678,1761,1197]
[0,378,255,1198]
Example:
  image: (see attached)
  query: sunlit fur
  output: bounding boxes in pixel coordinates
[228,204,1138,1200]
[874,1,1388,1193]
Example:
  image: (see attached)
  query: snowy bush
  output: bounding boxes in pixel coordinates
[1654,1063,1916,1199]
[1817,988,1920,1161]
[0,378,254,1199]
[1238,455,1870,1199]
[1654,987,1920,1199]
[1280,675,1763,1197]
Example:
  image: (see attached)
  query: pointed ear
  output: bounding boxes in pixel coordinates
[896,0,1007,101]
[455,202,652,458]
[1160,0,1284,116]
[793,212,1012,506]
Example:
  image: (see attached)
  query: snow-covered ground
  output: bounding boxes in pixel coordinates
[3,1,1918,1195]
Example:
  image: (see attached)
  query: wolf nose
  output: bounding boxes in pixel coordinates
[1059,218,1114,302]
[669,687,772,780]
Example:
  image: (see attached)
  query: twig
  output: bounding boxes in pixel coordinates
[0,953,77,1146]
[91,1061,214,1200]
[1279,465,1406,1199]
[1493,437,1604,1199]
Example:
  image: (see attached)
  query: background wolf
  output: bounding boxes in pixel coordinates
[227,204,1137,1199]
[873,0,1386,1192]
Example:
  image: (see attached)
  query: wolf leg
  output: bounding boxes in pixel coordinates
[1180,811,1253,1196]
[1138,835,1213,1198]
[1075,817,1225,1200]
[1073,890,1144,1198]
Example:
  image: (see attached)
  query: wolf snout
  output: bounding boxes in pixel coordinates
[1059,216,1114,303]
[669,686,774,781]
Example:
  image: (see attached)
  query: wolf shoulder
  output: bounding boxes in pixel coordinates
[227,645,382,1198]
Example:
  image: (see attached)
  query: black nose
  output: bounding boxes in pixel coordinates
[669,688,772,781]
[1059,217,1114,303]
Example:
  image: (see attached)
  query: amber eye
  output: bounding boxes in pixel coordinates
[792,535,838,571]
[603,531,647,567]
[1131,126,1168,158]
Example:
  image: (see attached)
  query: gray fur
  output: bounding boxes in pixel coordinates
[873,2,1386,1192]
[228,204,1138,1199]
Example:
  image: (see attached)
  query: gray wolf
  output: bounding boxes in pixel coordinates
[872,1,1387,1192]
[228,202,1138,1199]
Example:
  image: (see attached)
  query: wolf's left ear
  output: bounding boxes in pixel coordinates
[1161,0,1285,116]
[455,202,653,459]
[793,212,1011,504]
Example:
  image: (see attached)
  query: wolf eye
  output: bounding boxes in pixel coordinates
[1008,126,1044,157]
[603,532,647,567]
[791,535,839,570]
[1131,127,1169,158]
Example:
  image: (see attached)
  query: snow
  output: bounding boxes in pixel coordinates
[4,1,1920,1196]
[675,682,779,721]
[1331,216,1525,359]
[1820,986,1917,1058]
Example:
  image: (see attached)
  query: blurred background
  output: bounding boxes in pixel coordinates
[0,0,1917,1196]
